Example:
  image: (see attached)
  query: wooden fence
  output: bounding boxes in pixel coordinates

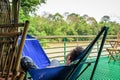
[35,35,116,63]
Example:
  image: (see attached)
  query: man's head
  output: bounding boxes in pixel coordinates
[21,56,38,71]
[66,46,84,65]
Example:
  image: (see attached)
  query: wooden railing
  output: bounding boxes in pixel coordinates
[34,35,116,63]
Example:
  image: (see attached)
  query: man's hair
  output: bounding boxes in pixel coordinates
[69,46,84,62]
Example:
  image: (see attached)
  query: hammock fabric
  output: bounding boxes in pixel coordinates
[22,26,108,80]
[19,35,50,69]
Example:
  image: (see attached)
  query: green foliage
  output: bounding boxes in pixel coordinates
[19,0,120,37]
[18,1,120,47]
[20,0,46,15]
[19,12,120,38]
[19,9,30,22]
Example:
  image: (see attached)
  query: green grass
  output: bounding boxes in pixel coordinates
[78,56,120,80]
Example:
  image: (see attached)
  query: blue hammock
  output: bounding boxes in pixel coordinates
[19,35,50,69]
[21,26,108,80]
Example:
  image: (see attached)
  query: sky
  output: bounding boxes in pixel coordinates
[37,0,120,23]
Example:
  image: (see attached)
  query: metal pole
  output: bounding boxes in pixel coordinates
[64,37,66,63]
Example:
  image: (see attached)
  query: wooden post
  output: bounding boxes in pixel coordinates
[12,20,29,80]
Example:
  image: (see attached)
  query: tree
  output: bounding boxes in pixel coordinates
[101,15,110,23]
[87,17,98,34]
[0,0,11,23]
[53,13,63,22]
[20,0,46,15]
[66,13,80,24]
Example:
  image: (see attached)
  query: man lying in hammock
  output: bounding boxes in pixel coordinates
[21,46,84,71]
